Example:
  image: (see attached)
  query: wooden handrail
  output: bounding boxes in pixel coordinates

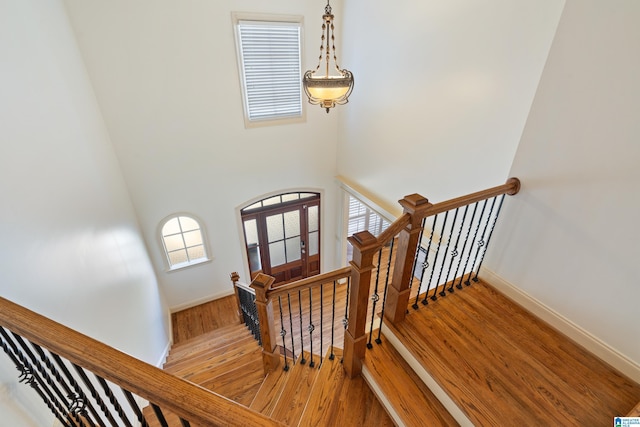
[0,297,283,427]
[424,177,520,217]
[267,266,352,299]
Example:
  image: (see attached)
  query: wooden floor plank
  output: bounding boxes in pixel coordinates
[387,278,640,425]
[299,347,394,427]
[270,351,320,426]
[171,295,242,344]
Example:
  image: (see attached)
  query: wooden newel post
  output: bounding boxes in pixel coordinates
[230,272,242,318]
[384,194,432,325]
[343,230,379,378]
[250,273,280,374]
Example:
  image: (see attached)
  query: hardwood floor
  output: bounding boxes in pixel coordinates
[383,278,640,425]
[171,295,241,344]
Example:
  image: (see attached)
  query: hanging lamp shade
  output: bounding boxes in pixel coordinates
[303,1,354,113]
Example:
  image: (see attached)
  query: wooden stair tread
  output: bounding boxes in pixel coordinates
[249,356,289,416]
[270,351,320,426]
[362,334,459,427]
[199,360,265,406]
[166,323,251,362]
[629,401,640,417]
[299,347,394,427]
[165,335,258,374]
[388,279,640,425]
[176,345,262,385]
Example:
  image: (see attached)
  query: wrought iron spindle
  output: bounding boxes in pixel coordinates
[151,403,170,427]
[408,225,426,292]
[438,208,459,297]
[2,330,79,426]
[277,296,289,371]
[446,205,470,293]
[308,289,315,368]
[329,280,336,360]
[48,352,101,426]
[320,283,324,365]
[461,199,488,286]
[466,197,497,285]
[298,290,306,365]
[454,202,480,289]
[73,364,120,427]
[413,219,438,309]
[0,329,70,427]
[416,215,437,307]
[341,277,350,362]
[429,210,449,301]
[367,249,383,349]
[122,389,150,427]
[287,294,295,361]
[376,238,395,344]
[94,375,134,427]
[472,194,506,281]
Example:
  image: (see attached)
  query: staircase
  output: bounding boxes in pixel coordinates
[146,321,394,426]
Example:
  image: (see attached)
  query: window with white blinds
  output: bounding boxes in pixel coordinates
[347,195,391,237]
[233,16,303,126]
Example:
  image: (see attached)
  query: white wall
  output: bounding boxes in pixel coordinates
[63,0,344,309]
[337,0,565,206]
[485,0,640,366]
[0,0,169,420]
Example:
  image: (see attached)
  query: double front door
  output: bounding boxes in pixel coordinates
[241,193,320,285]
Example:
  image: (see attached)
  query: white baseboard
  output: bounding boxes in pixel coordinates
[480,267,640,383]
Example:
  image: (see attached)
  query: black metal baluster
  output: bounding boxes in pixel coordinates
[429,210,449,301]
[446,205,470,293]
[308,289,315,368]
[472,194,506,281]
[73,364,120,427]
[416,215,437,307]
[122,389,150,427]
[341,277,350,363]
[278,296,289,372]
[3,330,80,426]
[463,199,489,286]
[438,208,459,297]
[455,202,480,289]
[375,238,395,344]
[47,352,100,426]
[151,403,170,427]
[298,290,306,365]
[408,224,426,292]
[94,375,133,427]
[319,283,324,366]
[0,329,70,427]
[367,249,383,349]
[179,418,192,427]
[329,280,336,360]
[466,197,497,285]
[251,292,261,344]
[287,293,296,361]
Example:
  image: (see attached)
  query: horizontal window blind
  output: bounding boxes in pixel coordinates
[237,20,302,122]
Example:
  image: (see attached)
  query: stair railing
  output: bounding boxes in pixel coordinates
[232,268,352,374]
[234,178,520,378]
[345,177,520,377]
[0,297,282,427]
[231,272,262,344]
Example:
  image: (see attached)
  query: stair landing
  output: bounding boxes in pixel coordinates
[382,279,640,425]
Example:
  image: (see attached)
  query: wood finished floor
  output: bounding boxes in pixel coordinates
[383,278,640,425]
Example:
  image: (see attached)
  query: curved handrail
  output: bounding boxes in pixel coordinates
[0,297,283,427]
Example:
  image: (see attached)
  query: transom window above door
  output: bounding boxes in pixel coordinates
[241,192,320,285]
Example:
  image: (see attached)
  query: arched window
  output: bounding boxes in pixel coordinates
[160,214,209,270]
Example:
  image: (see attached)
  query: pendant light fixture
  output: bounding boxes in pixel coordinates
[303,0,354,113]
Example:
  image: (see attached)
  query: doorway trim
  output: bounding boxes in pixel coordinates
[235,187,325,285]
